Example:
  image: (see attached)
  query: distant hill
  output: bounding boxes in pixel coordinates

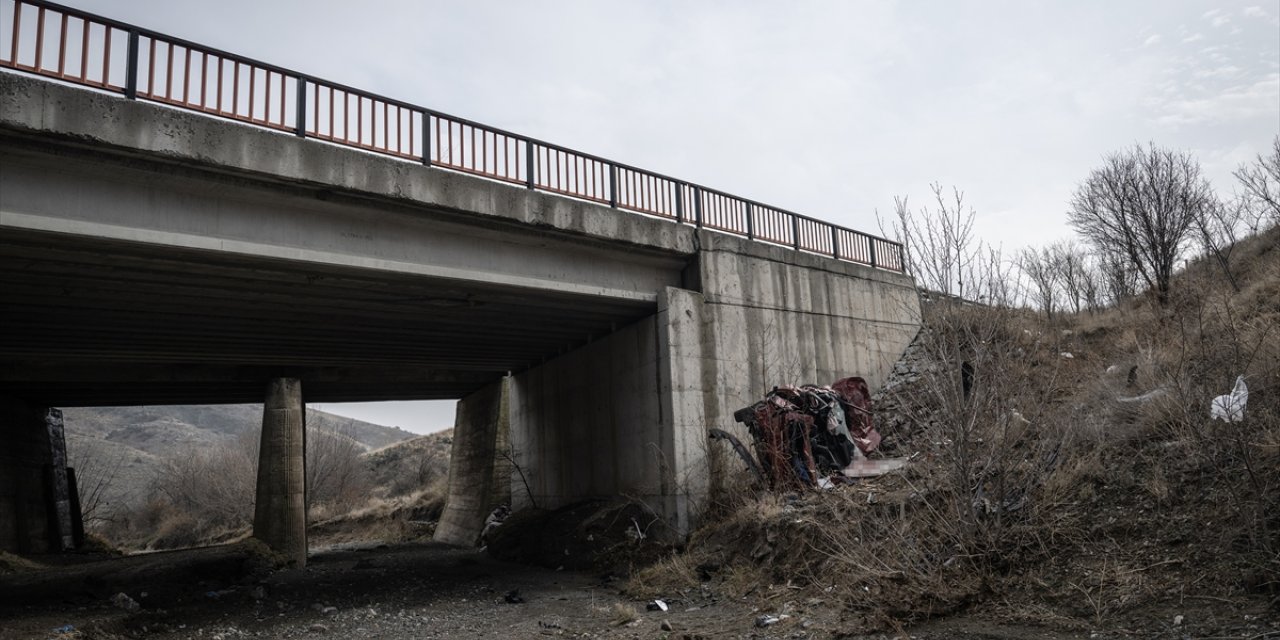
[62,404,420,518]
[64,405,416,454]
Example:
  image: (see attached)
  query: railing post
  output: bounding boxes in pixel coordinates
[608,164,618,208]
[124,30,139,99]
[744,202,754,240]
[674,183,684,224]
[792,215,800,250]
[524,140,535,189]
[831,226,840,260]
[294,78,306,138]
[869,237,878,268]
[693,187,703,228]
[423,111,432,167]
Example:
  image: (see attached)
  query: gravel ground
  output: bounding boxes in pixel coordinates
[2,542,1274,639]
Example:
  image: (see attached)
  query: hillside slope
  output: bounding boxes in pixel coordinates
[628,224,1280,636]
[62,404,420,519]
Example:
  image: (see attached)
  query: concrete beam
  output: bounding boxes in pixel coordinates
[252,379,307,567]
[434,378,509,546]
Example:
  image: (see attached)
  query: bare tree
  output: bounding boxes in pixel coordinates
[1234,135,1280,227]
[1019,246,1060,320]
[880,183,980,300]
[1068,143,1214,305]
[1050,242,1088,315]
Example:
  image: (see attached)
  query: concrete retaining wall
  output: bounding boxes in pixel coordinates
[506,241,919,533]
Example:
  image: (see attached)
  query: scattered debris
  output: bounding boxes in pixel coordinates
[661,619,674,631]
[1117,388,1169,404]
[504,589,525,604]
[1210,375,1248,422]
[708,428,764,483]
[1174,614,1185,626]
[1060,352,1074,359]
[755,614,789,627]
[646,599,668,612]
[481,505,510,545]
[308,623,328,633]
[110,592,140,612]
[731,377,906,488]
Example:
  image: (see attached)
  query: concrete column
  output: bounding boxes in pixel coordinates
[434,378,509,546]
[252,378,307,567]
[0,398,75,553]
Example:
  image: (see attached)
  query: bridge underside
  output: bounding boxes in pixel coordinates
[0,227,654,406]
[1,70,922,557]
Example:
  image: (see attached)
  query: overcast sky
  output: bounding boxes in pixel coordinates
[72,0,1279,434]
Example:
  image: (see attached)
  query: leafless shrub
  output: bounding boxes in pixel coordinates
[1194,197,1246,292]
[1234,135,1280,228]
[307,422,370,515]
[880,183,981,300]
[65,435,127,527]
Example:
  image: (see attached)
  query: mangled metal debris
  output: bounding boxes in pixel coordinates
[730,377,907,489]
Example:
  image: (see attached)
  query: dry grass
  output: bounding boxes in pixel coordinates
[0,552,46,574]
[608,602,640,626]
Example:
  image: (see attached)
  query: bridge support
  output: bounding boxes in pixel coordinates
[433,378,511,546]
[0,399,77,554]
[505,287,710,536]
[252,378,307,567]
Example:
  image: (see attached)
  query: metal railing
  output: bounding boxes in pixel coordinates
[0,0,905,273]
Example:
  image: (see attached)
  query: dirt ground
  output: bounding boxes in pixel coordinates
[3,542,1273,640]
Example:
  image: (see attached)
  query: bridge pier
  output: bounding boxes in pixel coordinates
[433,378,511,546]
[0,398,77,554]
[252,378,308,567]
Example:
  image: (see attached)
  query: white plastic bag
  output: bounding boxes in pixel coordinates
[1210,375,1248,422]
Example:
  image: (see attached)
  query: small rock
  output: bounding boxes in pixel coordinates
[660,619,673,631]
[309,623,328,633]
[756,615,781,627]
[321,606,338,615]
[1060,352,1074,359]
[1173,614,1184,626]
[504,590,525,604]
[110,592,141,613]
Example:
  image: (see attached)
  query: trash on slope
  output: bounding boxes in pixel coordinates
[730,377,907,489]
[1210,375,1248,422]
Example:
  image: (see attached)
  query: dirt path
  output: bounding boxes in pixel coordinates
[1,543,1270,639]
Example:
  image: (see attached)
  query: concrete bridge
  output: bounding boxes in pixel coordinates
[0,0,921,565]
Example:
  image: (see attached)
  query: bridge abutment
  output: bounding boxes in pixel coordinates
[252,378,308,567]
[503,287,709,536]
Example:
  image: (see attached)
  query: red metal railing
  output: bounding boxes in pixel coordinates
[0,0,905,273]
